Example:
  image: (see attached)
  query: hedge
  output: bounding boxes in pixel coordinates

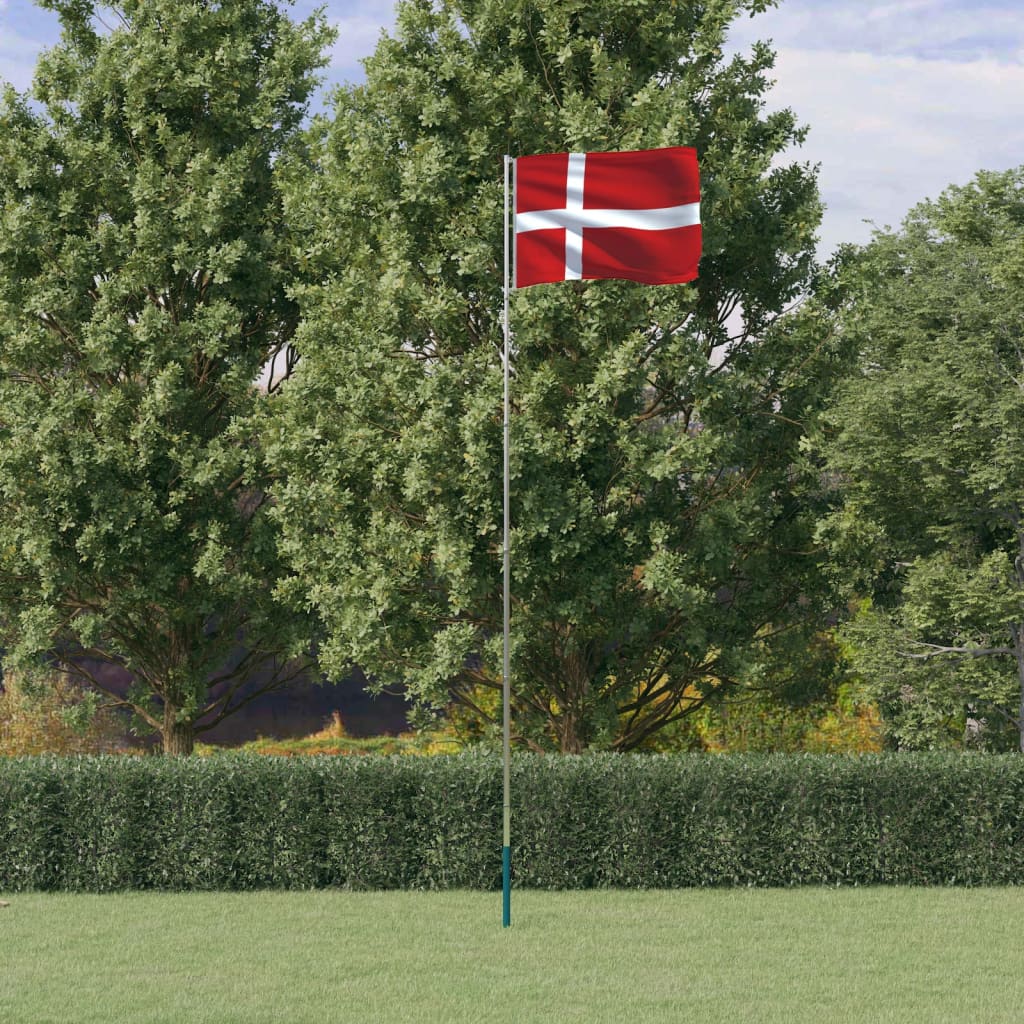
[2,751,1024,891]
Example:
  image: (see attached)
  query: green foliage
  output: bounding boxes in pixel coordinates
[0,1,334,753]
[269,0,842,753]
[819,167,1024,751]
[0,668,123,755]
[641,680,883,753]
[4,752,1024,891]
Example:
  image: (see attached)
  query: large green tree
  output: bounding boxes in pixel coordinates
[270,0,842,752]
[0,0,332,754]
[820,167,1024,751]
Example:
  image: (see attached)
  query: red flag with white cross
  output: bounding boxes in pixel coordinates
[513,146,701,288]
[497,145,701,930]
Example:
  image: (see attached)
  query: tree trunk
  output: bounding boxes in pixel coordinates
[162,705,195,756]
[1013,624,1024,754]
[1015,532,1024,753]
[559,716,585,754]
[964,704,987,749]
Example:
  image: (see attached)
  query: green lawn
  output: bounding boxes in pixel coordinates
[1,888,1020,1023]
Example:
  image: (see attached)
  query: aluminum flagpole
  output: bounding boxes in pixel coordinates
[501,153,512,929]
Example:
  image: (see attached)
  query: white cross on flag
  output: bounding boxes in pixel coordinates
[514,146,701,289]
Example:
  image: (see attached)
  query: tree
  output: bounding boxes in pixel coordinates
[819,167,1024,751]
[270,0,842,752]
[0,0,333,754]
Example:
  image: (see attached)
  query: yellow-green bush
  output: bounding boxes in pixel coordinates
[0,671,123,756]
[638,684,883,754]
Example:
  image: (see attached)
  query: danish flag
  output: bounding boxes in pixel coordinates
[514,146,701,288]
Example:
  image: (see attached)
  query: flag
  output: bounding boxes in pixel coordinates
[514,146,701,289]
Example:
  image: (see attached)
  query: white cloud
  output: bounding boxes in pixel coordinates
[729,0,1024,62]
[757,46,1024,255]
[302,0,398,83]
[0,28,44,92]
[726,1,1024,255]
[329,13,390,80]
[863,1,934,21]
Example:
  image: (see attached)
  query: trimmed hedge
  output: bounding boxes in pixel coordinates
[2,752,1024,891]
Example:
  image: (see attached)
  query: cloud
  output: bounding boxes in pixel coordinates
[305,0,398,83]
[329,13,391,79]
[724,2,1024,257]
[729,0,1024,62]
[758,46,1024,256]
[0,28,45,92]
[0,1,64,92]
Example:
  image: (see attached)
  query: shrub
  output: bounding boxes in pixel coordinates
[0,671,124,756]
[640,683,883,754]
[1,752,1022,892]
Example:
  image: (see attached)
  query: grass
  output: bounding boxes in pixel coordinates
[193,711,464,757]
[195,734,424,756]
[2,888,1022,1023]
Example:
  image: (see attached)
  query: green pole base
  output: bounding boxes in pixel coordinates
[502,845,511,928]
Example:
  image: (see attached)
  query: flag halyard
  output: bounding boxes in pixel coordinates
[514,146,701,288]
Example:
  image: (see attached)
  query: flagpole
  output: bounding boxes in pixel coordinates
[501,153,513,929]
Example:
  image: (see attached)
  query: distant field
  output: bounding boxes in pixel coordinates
[1,888,1021,1023]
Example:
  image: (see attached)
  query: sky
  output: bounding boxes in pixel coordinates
[1,0,1022,258]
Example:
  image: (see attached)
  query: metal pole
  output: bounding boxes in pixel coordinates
[502,154,512,929]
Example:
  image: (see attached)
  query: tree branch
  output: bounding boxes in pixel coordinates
[898,641,1015,660]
